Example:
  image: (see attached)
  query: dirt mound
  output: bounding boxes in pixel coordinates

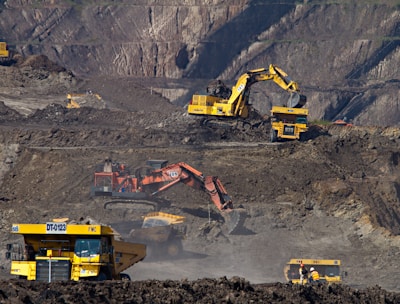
[1,278,399,304]
[13,54,67,73]
[0,101,22,122]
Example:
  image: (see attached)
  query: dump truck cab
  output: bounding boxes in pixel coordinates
[6,220,146,282]
[284,258,342,284]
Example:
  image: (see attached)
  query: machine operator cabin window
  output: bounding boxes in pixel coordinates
[75,239,101,257]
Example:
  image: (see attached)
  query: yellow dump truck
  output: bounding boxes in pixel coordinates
[130,212,186,259]
[284,258,342,284]
[270,106,308,142]
[6,219,146,282]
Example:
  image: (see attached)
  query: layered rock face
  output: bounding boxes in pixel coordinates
[0,0,399,125]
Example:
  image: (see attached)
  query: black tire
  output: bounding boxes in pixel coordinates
[270,129,278,143]
[95,272,107,281]
[166,239,183,258]
[120,273,131,281]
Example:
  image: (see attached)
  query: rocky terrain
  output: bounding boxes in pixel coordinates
[0,0,399,303]
[0,54,399,303]
[1,278,400,304]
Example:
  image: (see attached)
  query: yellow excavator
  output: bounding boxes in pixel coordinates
[188,64,306,117]
[187,64,308,140]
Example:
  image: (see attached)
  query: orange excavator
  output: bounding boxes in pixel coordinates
[90,159,246,234]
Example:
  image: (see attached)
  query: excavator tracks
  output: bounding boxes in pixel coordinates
[103,199,166,211]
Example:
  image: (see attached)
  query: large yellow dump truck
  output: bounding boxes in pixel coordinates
[284,258,342,284]
[6,219,146,282]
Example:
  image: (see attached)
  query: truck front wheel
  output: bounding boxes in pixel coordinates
[95,272,107,281]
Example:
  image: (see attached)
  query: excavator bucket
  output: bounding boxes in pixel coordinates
[287,93,307,108]
[222,208,247,234]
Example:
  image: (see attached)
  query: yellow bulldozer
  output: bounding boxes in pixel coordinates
[65,92,106,109]
[6,218,146,281]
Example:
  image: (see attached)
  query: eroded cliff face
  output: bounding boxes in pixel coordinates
[2,0,247,78]
[0,0,399,125]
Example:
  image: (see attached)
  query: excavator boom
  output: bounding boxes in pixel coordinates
[91,159,246,234]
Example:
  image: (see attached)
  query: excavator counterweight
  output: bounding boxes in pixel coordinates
[91,159,246,234]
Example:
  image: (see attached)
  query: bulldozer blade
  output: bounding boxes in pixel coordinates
[222,208,247,234]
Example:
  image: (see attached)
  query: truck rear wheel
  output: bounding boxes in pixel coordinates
[270,129,278,143]
[120,273,131,281]
[166,240,183,258]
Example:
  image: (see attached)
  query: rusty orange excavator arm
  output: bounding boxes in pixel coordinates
[140,162,245,233]
[92,159,246,234]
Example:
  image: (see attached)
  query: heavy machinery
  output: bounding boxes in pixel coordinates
[6,218,146,282]
[332,119,353,127]
[65,92,106,109]
[284,258,343,284]
[129,212,186,259]
[269,105,308,142]
[0,42,9,59]
[187,64,307,132]
[90,159,246,234]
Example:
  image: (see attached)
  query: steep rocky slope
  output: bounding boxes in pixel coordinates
[0,0,399,124]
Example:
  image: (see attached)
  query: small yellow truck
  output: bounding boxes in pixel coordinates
[284,258,342,284]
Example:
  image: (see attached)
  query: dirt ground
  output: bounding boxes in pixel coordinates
[0,55,400,303]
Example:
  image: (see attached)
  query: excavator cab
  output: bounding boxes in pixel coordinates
[146,160,168,169]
